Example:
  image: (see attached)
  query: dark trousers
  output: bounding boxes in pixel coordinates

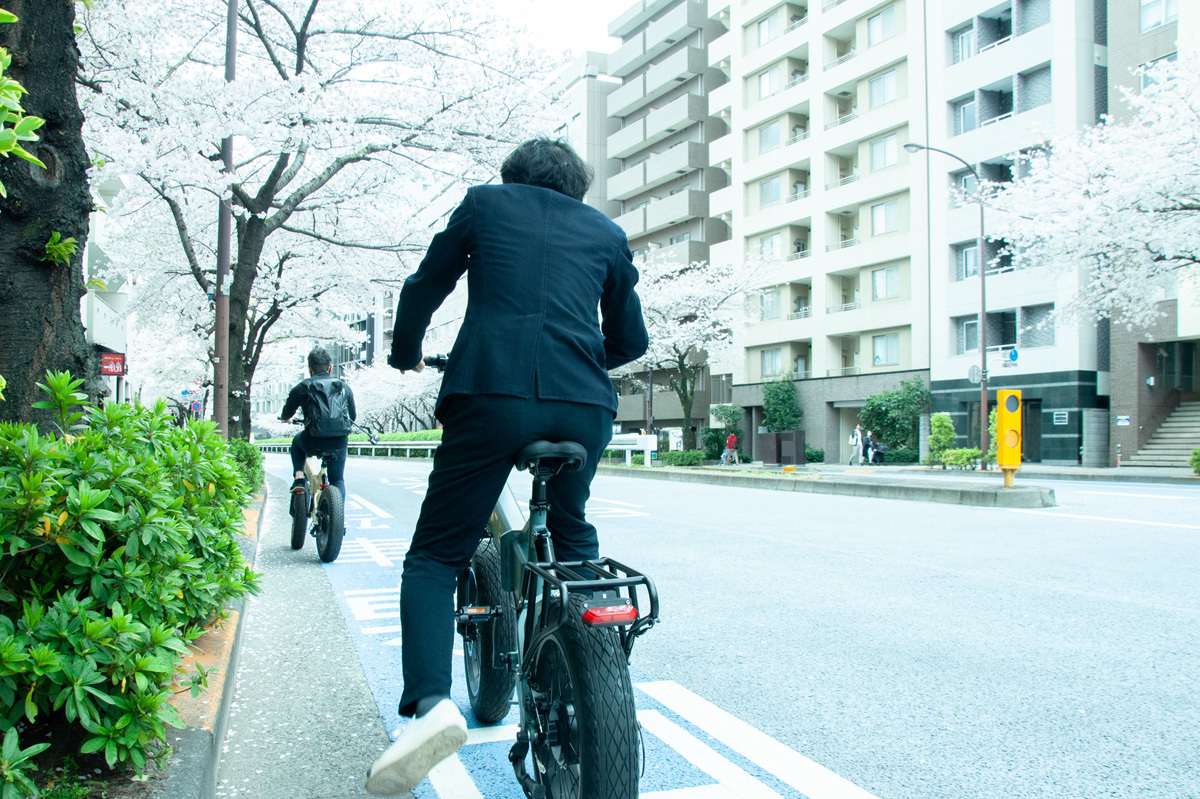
[289,431,348,499]
[397,394,614,717]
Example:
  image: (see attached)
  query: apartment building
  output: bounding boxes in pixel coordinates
[1104,0,1200,466]
[551,51,623,217]
[605,0,732,435]
[706,0,934,461]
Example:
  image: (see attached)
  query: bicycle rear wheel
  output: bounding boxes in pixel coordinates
[461,539,517,724]
[315,486,345,562]
[526,594,638,799]
[289,490,308,550]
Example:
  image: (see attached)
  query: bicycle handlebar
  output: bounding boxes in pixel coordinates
[423,354,449,372]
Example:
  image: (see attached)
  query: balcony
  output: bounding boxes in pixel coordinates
[708,132,733,168]
[659,237,706,266]
[785,15,808,34]
[646,93,708,142]
[609,32,648,78]
[646,189,708,235]
[978,35,1012,54]
[786,130,810,146]
[786,189,811,202]
[788,306,813,319]
[645,142,707,188]
[710,184,736,218]
[615,206,647,239]
[608,162,647,202]
[608,0,675,38]
[826,238,859,252]
[824,110,857,130]
[645,47,706,102]
[785,73,810,90]
[608,75,647,118]
[827,301,860,313]
[607,118,646,160]
[824,50,857,72]
[708,80,734,118]
[822,0,848,9]
[825,174,858,190]
[646,0,705,51]
[827,366,861,377]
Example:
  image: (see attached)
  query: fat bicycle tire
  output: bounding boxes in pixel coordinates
[526,593,638,799]
[289,489,308,550]
[462,539,517,724]
[315,486,345,563]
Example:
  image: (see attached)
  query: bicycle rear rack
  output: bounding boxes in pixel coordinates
[522,556,659,662]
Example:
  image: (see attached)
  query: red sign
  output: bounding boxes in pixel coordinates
[100,353,125,376]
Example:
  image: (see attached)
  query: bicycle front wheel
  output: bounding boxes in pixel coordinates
[526,594,638,799]
[289,490,308,550]
[315,487,345,562]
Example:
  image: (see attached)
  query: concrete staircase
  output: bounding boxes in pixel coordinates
[1126,401,1200,467]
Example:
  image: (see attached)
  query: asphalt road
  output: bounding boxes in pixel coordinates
[246,454,1199,799]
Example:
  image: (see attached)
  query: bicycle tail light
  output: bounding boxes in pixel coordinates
[582,600,638,627]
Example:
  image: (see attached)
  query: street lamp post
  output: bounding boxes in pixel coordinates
[905,142,989,463]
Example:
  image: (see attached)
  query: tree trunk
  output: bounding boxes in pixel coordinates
[0,1,94,424]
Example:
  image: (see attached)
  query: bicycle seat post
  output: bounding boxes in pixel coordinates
[528,464,555,562]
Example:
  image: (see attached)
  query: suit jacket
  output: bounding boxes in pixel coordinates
[391,184,648,415]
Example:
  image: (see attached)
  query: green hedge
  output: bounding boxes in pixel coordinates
[884,445,919,464]
[1191,448,1200,475]
[659,450,706,467]
[0,373,260,777]
[805,445,824,463]
[226,438,264,492]
[938,447,982,469]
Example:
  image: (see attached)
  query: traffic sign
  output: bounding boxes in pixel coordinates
[1009,348,1018,362]
[191,401,201,413]
[968,365,981,384]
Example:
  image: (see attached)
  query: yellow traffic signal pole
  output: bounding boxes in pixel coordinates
[996,390,1022,487]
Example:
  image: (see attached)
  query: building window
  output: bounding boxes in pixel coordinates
[955,97,978,134]
[758,13,780,45]
[761,348,783,377]
[1140,52,1179,91]
[759,120,781,153]
[1141,0,1179,32]
[1019,303,1055,347]
[869,69,897,108]
[868,6,895,46]
[759,66,781,99]
[761,289,782,320]
[872,334,900,366]
[952,26,975,64]
[871,200,898,235]
[957,318,979,354]
[872,265,899,300]
[670,232,691,245]
[955,169,979,196]
[870,133,898,171]
[760,175,782,207]
[955,242,980,280]
[759,232,782,259]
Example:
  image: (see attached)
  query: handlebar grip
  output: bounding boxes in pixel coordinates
[423,354,449,372]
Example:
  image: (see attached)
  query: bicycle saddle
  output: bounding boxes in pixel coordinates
[514,441,588,474]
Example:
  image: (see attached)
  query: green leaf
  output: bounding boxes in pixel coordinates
[80,735,106,753]
[57,541,93,567]
[0,10,18,24]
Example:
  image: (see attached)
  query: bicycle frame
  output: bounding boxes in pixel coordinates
[302,455,329,524]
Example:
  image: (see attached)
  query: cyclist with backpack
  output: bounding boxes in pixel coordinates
[279,346,358,499]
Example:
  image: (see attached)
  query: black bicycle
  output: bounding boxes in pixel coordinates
[421,355,660,799]
[286,419,378,562]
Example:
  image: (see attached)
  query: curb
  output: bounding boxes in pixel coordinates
[160,486,266,799]
[596,466,1056,508]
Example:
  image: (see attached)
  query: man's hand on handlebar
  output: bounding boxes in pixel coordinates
[387,351,424,374]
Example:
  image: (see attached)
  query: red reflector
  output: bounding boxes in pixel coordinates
[582,605,638,626]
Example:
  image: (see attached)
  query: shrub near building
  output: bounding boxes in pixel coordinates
[0,373,260,778]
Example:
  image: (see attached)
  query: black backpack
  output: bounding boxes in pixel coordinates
[306,378,352,438]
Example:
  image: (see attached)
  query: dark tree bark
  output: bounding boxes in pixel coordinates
[0,0,93,423]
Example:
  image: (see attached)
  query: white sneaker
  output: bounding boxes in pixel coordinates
[365,699,468,795]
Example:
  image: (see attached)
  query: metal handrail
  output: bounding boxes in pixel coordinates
[786,189,811,202]
[787,250,812,261]
[824,50,857,71]
[785,16,808,33]
[788,307,812,319]
[827,301,861,313]
[826,238,859,252]
[786,131,810,145]
[978,35,1012,54]
[824,111,857,130]
[980,111,1014,127]
[786,73,810,90]
[827,366,861,377]
[825,174,858,189]
[822,0,848,10]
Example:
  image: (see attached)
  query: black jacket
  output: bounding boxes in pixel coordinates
[391,184,648,415]
[280,372,357,439]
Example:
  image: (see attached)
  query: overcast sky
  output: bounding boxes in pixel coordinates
[502,0,629,57]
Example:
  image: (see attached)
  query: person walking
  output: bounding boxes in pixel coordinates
[722,431,739,465]
[848,423,864,465]
[865,430,877,466]
[367,138,649,796]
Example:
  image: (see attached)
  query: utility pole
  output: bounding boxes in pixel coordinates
[213,0,238,437]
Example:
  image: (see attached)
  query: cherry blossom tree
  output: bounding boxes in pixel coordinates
[78,0,555,436]
[987,56,1200,328]
[615,252,762,451]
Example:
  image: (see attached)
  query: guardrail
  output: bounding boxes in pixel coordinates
[257,441,442,457]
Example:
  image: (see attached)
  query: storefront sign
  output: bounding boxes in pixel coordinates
[100,353,125,375]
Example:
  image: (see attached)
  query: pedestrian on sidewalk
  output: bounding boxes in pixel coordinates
[865,430,878,466]
[722,431,739,465]
[848,424,864,465]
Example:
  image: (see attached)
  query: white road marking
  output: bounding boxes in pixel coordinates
[345,596,399,622]
[465,724,519,745]
[350,538,396,566]
[362,624,403,635]
[428,754,483,799]
[1077,490,1197,500]
[591,497,647,508]
[639,682,879,799]
[344,585,401,596]
[643,787,740,799]
[637,710,784,799]
[350,493,394,518]
[1009,509,1200,530]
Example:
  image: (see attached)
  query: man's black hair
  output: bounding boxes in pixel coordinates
[500,138,594,202]
[308,346,332,373]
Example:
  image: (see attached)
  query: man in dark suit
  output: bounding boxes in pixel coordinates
[365,138,648,795]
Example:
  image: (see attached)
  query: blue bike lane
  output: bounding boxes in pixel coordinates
[264,454,877,799]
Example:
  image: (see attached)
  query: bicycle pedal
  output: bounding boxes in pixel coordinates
[455,606,496,623]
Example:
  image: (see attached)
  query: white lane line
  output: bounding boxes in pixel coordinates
[1077,491,1198,500]
[639,682,879,799]
[643,787,740,799]
[465,724,518,745]
[344,586,401,596]
[427,753,483,799]
[361,624,403,635]
[354,538,395,567]
[350,493,394,518]
[1009,509,1200,530]
[592,496,647,508]
[637,710,784,799]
